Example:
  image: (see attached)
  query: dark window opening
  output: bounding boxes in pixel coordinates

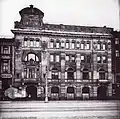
[51,87,59,93]
[67,87,74,93]
[82,87,90,93]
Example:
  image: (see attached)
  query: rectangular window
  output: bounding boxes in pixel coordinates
[97,56,101,63]
[3,46,9,54]
[2,60,9,73]
[81,43,84,49]
[97,43,100,50]
[116,50,119,57]
[81,55,85,63]
[103,56,107,63]
[24,40,27,47]
[24,68,27,78]
[85,43,90,50]
[71,42,75,49]
[36,40,39,47]
[56,55,60,62]
[56,42,60,48]
[115,38,119,44]
[50,41,54,48]
[102,44,106,50]
[66,55,69,61]
[61,41,65,48]
[50,55,54,62]
[76,42,80,48]
[30,40,34,47]
[71,55,75,61]
[87,55,91,63]
[66,42,69,49]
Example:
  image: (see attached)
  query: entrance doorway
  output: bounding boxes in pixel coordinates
[26,85,37,100]
[2,79,10,91]
[97,86,107,100]
[82,87,90,100]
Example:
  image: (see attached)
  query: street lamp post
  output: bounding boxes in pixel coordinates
[44,72,48,103]
[42,41,48,103]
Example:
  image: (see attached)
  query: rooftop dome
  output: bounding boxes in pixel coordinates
[19,5,44,16]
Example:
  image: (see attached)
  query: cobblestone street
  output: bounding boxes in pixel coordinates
[0,100,120,119]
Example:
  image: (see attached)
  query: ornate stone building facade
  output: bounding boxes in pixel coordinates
[0,5,114,100]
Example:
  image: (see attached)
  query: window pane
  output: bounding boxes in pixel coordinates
[76,42,80,48]
[115,38,119,44]
[66,55,69,61]
[86,43,90,50]
[3,46,9,54]
[30,40,34,47]
[56,55,60,62]
[97,44,100,50]
[97,56,101,63]
[102,44,106,50]
[81,55,84,60]
[71,42,75,49]
[66,42,69,49]
[116,50,119,57]
[36,40,39,47]
[50,55,54,62]
[24,41,27,47]
[81,43,84,49]
[61,41,65,48]
[56,42,59,48]
[103,56,107,63]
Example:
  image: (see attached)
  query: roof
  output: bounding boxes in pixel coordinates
[19,5,44,16]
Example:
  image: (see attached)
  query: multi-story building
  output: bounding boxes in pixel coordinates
[0,5,114,100]
[0,37,14,99]
[112,31,120,99]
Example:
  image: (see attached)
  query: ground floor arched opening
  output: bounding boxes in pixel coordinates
[82,87,90,100]
[67,87,75,100]
[97,85,107,100]
[51,86,59,100]
[26,85,37,100]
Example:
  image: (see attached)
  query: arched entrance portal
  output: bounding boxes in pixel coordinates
[97,86,107,100]
[26,85,37,100]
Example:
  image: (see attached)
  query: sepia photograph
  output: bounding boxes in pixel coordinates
[0,0,120,118]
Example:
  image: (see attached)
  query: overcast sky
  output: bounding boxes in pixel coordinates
[0,0,119,37]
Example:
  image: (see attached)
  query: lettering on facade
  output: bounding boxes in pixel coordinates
[1,74,12,78]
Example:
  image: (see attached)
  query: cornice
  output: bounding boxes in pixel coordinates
[11,29,113,39]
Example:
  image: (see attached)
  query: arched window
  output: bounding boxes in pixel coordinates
[51,67,59,79]
[67,68,74,80]
[51,87,59,93]
[24,53,39,62]
[82,87,90,94]
[99,69,105,79]
[83,69,89,80]
[67,87,74,93]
